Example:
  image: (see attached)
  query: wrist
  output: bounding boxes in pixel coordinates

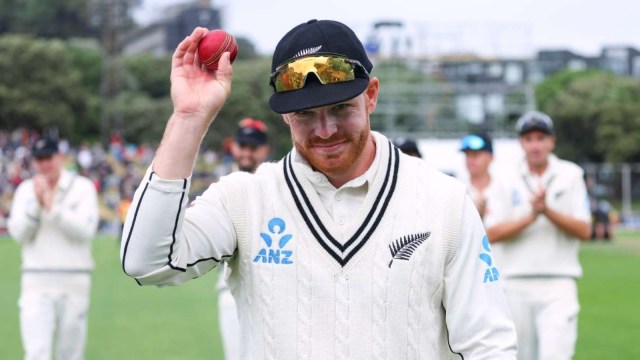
[170,112,212,134]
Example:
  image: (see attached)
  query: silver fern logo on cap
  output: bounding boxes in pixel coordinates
[294,45,322,58]
[388,232,431,268]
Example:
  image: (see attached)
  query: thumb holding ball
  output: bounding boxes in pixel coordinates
[170,27,235,126]
[198,29,239,71]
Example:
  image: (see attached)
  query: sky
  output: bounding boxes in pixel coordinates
[133,0,638,58]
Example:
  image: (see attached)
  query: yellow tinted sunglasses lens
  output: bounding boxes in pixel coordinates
[272,56,357,92]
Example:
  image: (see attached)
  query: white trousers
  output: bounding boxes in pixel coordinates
[19,273,91,360]
[217,266,241,360]
[503,277,579,360]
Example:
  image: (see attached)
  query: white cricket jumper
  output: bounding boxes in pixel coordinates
[122,132,517,359]
[8,168,99,360]
[9,169,99,272]
[485,155,591,278]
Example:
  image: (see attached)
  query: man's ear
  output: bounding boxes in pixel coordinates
[282,114,291,125]
[365,77,379,113]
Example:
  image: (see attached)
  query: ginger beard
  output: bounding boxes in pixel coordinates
[292,118,371,176]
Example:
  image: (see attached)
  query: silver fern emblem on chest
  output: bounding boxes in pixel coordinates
[388,232,431,268]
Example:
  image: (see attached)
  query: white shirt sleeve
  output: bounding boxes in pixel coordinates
[483,178,513,229]
[443,195,518,359]
[120,168,237,286]
[568,169,591,223]
[7,180,42,244]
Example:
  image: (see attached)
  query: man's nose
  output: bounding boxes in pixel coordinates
[314,113,338,139]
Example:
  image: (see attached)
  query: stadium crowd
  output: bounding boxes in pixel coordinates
[0,128,224,234]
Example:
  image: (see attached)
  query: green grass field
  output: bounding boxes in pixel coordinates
[1,232,639,359]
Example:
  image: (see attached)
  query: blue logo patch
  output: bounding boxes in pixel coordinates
[479,235,500,283]
[511,188,521,206]
[253,217,294,265]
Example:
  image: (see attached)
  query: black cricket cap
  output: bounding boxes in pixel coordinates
[460,133,493,153]
[32,136,59,158]
[235,118,268,146]
[516,111,554,136]
[269,19,373,114]
[393,136,422,158]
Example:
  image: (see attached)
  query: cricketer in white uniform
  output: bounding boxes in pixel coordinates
[485,111,592,360]
[217,119,270,360]
[121,20,517,359]
[460,133,495,221]
[8,136,99,360]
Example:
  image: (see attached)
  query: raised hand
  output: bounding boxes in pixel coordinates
[152,27,235,180]
[170,27,233,130]
[33,175,54,210]
[531,189,546,215]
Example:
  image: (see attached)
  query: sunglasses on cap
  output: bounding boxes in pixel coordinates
[460,135,487,151]
[269,54,370,93]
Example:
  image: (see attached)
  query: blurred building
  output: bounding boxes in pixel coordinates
[600,46,640,77]
[535,46,640,78]
[371,42,640,138]
[124,0,221,56]
[535,50,598,77]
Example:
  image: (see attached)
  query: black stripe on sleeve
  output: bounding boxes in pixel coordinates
[121,171,154,275]
[167,179,188,272]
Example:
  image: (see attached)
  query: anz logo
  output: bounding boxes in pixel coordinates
[253,217,294,265]
[511,188,521,207]
[479,235,500,283]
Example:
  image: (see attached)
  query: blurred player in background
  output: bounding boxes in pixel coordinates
[460,133,494,219]
[393,136,422,158]
[485,111,592,360]
[228,118,270,173]
[217,118,269,360]
[8,135,99,360]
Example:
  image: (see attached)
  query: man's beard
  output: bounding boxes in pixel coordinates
[237,159,259,173]
[293,121,370,175]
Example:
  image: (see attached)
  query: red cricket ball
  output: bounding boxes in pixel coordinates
[198,30,238,71]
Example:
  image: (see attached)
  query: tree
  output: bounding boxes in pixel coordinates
[0,35,91,139]
[536,70,640,163]
[3,0,94,38]
[112,56,292,157]
[115,91,173,144]
[235,36,258,61]
[594,78,640,162]
[124,54,171,98]
[66,40,103,141]
[0,0,17,33]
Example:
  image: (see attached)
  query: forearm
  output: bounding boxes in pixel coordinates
[7,213,39,244]
[486,213,536,243]
[120,171,237,286]
[7,187,41,244]
[153,113,212,179]
[121,171,192,279]
[154,30,233,179]
[543,207,591,240]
